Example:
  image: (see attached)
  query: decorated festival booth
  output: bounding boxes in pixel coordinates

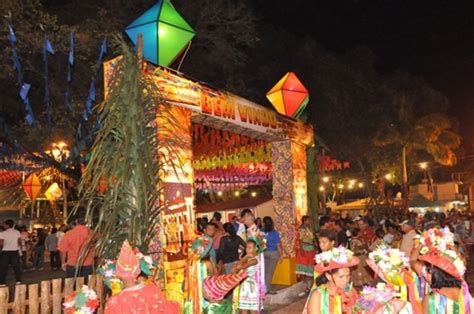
[102,0,315,306]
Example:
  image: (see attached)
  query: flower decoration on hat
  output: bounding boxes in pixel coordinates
[417,227,466,280]
[355,283,403,314]
[314,246,359,274]
[116,240,141,279]
[247,235,266,254]
[63,285,99,314]
[368,245,411,285]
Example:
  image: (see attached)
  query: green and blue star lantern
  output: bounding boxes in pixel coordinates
[266,72,309,119]
[125,0,195,67]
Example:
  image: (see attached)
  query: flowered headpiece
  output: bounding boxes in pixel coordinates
[368,246,410,285]
[417,227,466,280]
[354,283,406,314]
[99,243,155,294]
[63,285,99,314]
[247,236,266,253]
[314,246,359,273]
[115,240,141,279]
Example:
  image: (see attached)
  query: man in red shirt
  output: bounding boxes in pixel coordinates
[58,218,95,282]
[356,217,375,247]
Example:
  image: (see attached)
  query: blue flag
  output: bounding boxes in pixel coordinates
[44,37,55,55]
[68,32,74,65]
[8,25,16,43]
[64,91,72,111]
[19,83,31,101]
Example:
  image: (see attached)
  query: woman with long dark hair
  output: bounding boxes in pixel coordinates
[262,216,282,294]
[216,222,246,274]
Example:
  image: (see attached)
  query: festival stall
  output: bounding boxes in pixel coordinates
[102,0,315,305]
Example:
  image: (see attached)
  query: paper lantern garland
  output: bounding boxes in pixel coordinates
[266,72,309,118]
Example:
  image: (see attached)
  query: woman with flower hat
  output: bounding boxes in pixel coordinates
[366,246,421,314]
[104,240,180,314]
[307,246,359,314]
[411,227,472,314]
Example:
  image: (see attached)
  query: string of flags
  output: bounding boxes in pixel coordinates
[43,34,55,129]
[8,25,35,125]
[65,32,74,112]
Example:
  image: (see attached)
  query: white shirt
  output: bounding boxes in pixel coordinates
[237,222,246,241]
[0,228,21,251]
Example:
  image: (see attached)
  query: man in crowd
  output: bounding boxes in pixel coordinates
[58,217,95,282]
[0,219,22,285]
[46,227,60,270]
[400,218,418,259]
[356,217,375,248]
[211,212,225,250]
[200,222,217,262]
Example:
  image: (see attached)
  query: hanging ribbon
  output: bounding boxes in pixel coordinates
[8,25,35,125]
[65,32,74,111]
[43,34,55,130]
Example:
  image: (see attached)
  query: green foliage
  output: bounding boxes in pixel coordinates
[74,39,181,258]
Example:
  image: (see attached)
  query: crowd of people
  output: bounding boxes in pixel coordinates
[1,208,474,313]
[0,217,94,286]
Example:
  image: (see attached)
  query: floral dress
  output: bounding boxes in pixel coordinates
[235,256,264,312]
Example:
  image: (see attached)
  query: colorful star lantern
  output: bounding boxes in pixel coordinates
[23,173,42,202]
[44,182,63,202]
[266,72,309,119]
[125,0,195,67]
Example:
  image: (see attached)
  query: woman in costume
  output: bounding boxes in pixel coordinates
[307,246,359,314]
[366,245,421,313]
[104,240,180,314]
[412,227,472,314]
[296,215,317,290]
[232,237,266,314]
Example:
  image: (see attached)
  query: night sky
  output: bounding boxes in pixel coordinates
[257,0,474,152]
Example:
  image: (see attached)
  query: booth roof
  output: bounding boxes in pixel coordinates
[196,195,272,213]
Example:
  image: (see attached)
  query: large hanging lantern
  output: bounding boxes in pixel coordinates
[44,183,63,202]
[125,0,195,67]
[23,173,42,202]
[266,72,309,119]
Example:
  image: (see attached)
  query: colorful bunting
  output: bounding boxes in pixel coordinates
[65,32,74,112]
[266,72,309,119]
[125,0,195,66]
[23,173,42,201]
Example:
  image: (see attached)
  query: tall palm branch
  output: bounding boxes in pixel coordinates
[74,38,185,260]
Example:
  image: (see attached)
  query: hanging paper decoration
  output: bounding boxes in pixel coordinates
[125,0,195,67]
[65,32,74,111]
[266,72,309,119]
[82,38,107,121]
[0,170,22,187]
[8,25,35,125]
[23,173,42,201]
[44,182,63,202]
[318,155,350,172]
[43,35,55,129]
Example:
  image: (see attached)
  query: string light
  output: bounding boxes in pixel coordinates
[419,162,428,170]
[217,191,223,196]
[319,186,325,192]
[234,191,240,196]
[251,192,257,197]
[322,177,329,183]
[358,182,364,188]
[385,174,393,180]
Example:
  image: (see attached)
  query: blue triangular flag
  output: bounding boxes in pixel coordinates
[8,25,16,43]
[68,32,74,65]
[44,37,55,54]
[65,91,72,111]
[100,38,107,56]
[88,82,96,102]
[19,83,31,100]
[23,98,35,125]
